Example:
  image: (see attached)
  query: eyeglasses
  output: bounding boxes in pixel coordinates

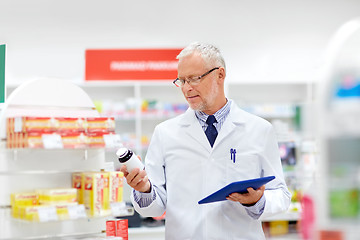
[173,67,220,87]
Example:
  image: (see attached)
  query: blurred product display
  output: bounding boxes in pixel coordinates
[315,17,360,240]
[0,79,132,239]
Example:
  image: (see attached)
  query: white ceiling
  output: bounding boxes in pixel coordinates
[1,0,360,83]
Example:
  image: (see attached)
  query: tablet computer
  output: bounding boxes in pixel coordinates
[198,176,275,204]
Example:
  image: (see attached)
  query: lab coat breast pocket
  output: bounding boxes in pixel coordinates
[225,154,261,182]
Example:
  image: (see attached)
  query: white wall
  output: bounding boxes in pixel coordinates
[1,0,360,84]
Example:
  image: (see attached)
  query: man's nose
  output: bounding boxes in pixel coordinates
[182,80,193,90]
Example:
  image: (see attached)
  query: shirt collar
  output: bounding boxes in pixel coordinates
[195,99,232,123]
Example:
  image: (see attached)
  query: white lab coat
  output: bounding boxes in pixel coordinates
[131,101,291,240]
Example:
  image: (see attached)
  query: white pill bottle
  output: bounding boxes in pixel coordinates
[116,147,144,172]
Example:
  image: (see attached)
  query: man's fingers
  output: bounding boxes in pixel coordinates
[227,192,243,202]
[134,175,148,188]
[226,185,265,204]
[128,169,148,187]
[120,165,128,177]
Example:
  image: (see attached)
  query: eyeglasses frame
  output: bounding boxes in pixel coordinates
[173,67,220,87]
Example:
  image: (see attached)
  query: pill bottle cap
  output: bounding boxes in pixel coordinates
[116,147,128,158]
[116,147,133,163]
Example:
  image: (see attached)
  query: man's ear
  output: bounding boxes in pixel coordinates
[217,67,226,84]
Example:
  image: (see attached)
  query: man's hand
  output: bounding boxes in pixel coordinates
[226,185,265,206]
[120,165,151,193]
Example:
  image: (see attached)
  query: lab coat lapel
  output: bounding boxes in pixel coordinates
[213,102,246,148]
[180,108,212,152]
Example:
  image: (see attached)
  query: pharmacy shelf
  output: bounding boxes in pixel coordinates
[315,17,360,240]
[0,79,113,239]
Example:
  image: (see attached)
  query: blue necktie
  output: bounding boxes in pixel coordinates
[205,115,218,147]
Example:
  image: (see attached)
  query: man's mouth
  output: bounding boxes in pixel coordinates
[187,95,198,99]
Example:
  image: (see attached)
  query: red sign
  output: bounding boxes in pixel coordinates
[85,49,182,81]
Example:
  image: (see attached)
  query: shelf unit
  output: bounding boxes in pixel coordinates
[315,18,360,240]
[0,79,116,239]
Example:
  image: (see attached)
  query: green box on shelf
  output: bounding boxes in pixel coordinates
[329,189,359,218]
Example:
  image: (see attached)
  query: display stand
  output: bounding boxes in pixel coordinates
[316,17,360,240]
[0,79,117,239]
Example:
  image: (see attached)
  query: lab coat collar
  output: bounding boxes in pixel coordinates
[213,102,247,148]
[179,101,246,151]
[226,101,247,125]
[179,108,211,152]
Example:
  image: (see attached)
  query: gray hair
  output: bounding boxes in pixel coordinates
[176,42,226,71]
